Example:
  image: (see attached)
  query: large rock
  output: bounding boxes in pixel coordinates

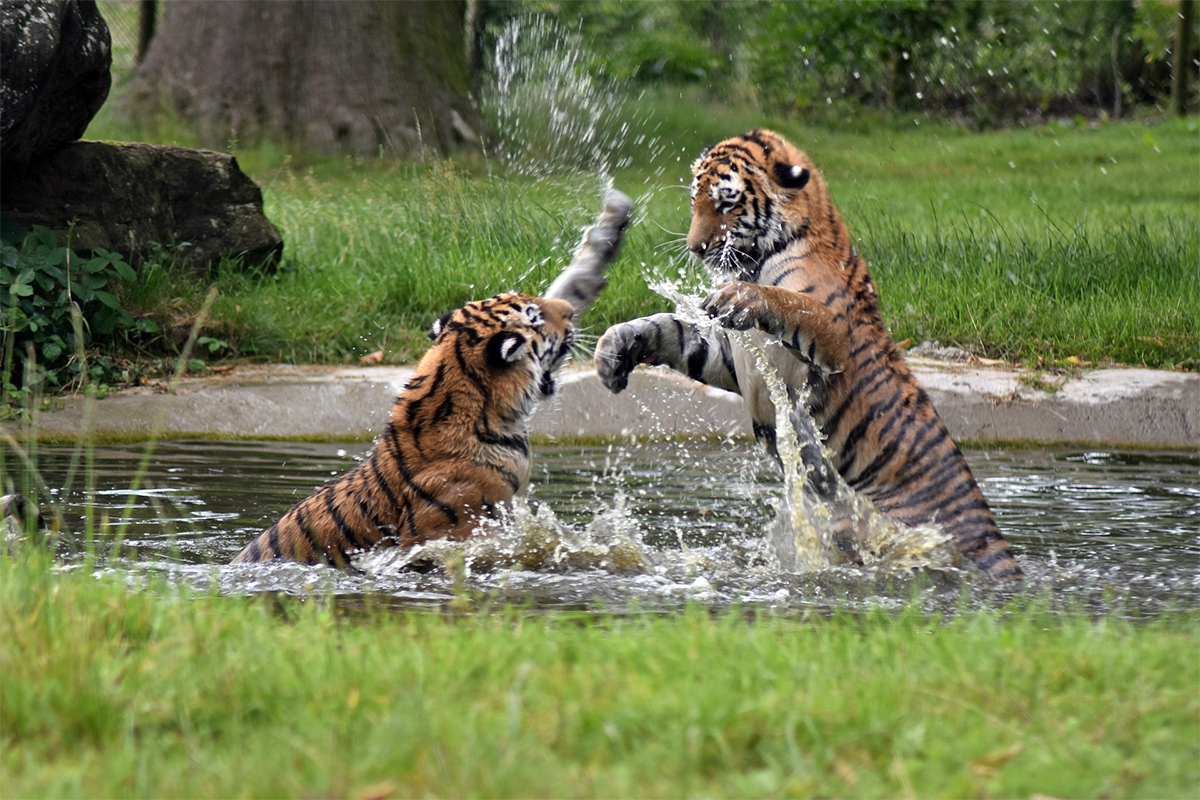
[0,0,112,169]
[0,141,283,272]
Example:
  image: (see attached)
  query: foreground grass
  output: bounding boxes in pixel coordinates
[2,549,1197,799]
[98,100,1198,370]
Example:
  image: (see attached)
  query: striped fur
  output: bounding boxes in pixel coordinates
[232,294,577,565]
[596,130,1021,579]
[234,189,633,566]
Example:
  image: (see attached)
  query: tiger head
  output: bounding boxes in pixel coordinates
[428,293,577,405]
[687,129,833,282]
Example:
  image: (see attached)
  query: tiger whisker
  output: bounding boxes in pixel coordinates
[653,236,689,254]
[647,220,688,238]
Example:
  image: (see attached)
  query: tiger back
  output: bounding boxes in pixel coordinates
[234,190,633,566]
[595,131,1021,579]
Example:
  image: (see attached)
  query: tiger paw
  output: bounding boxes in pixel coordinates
[543,189,635,316]
[595,320,652,394]
[701,281,781,335]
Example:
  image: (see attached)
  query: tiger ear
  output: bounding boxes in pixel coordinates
[429,310,454,340]
[486,331,529,368]
[772,163,810,191]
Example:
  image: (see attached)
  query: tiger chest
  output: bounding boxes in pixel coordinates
[729,330,818,432]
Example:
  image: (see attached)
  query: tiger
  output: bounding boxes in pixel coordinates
[233,189,634,565]
[594,130,1022,579]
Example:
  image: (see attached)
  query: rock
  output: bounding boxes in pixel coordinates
[908,341,974,362]
[0,0,112,169]
[0,3,281,273]
[0,141,283,272]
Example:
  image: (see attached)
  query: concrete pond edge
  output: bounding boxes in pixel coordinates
[4,359,1197,450]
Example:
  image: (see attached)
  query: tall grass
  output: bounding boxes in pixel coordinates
[866,214,1197,364]
[107,109,1198,370]
[2,546,1196,799]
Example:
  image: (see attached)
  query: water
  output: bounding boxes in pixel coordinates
[4,439,1196,619]
[485,16,627,177]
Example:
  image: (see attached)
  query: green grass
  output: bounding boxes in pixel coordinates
[85,90,1199,369]
[2,548,1196,799]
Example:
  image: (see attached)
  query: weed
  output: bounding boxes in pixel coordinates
[1017,369,1068,394]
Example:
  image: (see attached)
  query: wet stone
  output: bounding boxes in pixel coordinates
[0,141,283,273]
[0,0,112,169]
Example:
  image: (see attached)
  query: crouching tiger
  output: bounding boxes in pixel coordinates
[595,130,1021,579]
[233,190,633,565]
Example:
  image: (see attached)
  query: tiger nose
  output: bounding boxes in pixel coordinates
[538,298,575,326]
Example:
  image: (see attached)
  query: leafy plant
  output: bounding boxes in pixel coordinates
[0,221,152,416]
[196,335,230,355]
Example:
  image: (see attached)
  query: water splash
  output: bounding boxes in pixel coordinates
[484,16,624,177]
[482,16,667,178]
[741,330,957,574]
[648,280,956,576]
[357,495,650,578]
[737,331,838,571]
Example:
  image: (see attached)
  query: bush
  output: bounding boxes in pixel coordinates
[0,222,154,415]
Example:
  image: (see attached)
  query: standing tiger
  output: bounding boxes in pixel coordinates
[233,190,633,565]
[595,130,1021,579]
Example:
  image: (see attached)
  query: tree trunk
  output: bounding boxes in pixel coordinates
[123,0,482,158]
[136,0,155,65]
[1172,0,1196,116]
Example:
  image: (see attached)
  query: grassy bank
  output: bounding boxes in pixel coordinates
[2,549,1197,799]
[96,106,1198,370]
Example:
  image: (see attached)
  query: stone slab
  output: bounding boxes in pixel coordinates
[6,360,1196,449]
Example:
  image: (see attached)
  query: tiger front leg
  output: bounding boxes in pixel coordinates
[701,281,849,374]
[543,189,634,317]
[595,313,739,394]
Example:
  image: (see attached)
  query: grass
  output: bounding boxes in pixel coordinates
[85,95,1199,371]
[2,547,1197,799]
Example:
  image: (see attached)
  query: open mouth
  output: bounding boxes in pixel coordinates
[539,338,573,397]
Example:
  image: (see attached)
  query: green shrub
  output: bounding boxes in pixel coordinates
[0,222,154,415]
[490,1,1188,121]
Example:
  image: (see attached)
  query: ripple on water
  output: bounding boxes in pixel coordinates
[4,439,1197,619]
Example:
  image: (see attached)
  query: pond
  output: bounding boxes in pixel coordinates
[5,438,1196,619]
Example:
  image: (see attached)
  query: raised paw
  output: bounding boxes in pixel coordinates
[594,321,652,394]
[701,281,780,335]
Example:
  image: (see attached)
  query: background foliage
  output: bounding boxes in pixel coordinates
[482,0,1193,122]
[101,0,1196,122]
